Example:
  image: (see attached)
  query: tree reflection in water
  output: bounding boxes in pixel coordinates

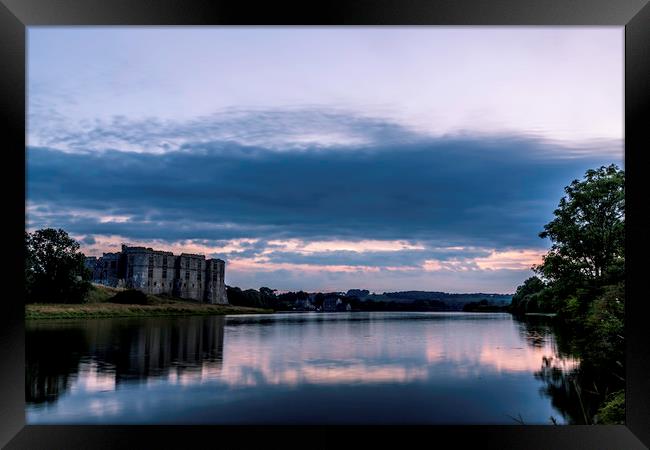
[516,315,623,424]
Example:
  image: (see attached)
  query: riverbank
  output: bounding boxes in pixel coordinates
[26,302,272,319]
[26,284,273,319]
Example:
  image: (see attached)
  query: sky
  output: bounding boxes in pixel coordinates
[26,27,624,294]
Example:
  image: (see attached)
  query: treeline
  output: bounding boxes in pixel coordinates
[462,300,509,312]
[509,164,625,424]
[383,291,511,303]
[352,290,512,309]
[225,286,452,312]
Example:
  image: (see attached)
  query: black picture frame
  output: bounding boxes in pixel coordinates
[1,1,648,448]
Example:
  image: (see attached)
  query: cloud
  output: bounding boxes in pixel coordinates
[27,130,616,247]
[28,108,422,154]
[422,249,544,272]
[26,111,622,291]
[263,239,425,254]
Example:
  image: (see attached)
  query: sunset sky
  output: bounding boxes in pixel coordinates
[26,27,624,293]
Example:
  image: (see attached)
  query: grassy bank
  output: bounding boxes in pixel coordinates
[26,284,272,319]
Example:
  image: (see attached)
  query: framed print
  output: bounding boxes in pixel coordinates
[1,0,649,448]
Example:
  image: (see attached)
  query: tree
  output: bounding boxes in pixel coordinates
[534,164,624,292]
[259,286,277,308]
[510,276,546,314]
[25,228,91,303]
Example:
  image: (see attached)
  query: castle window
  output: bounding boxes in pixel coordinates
[154,282,157,286]
[197,271,201,281]
[162,256,168,279]
[148,256,154,278]
[185,271,190,280]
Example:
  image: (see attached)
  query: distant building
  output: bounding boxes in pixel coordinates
[85,245,228,304]
[323,297,344,312]
[295,298,316,311]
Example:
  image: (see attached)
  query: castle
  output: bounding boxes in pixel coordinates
[84,245,228,304]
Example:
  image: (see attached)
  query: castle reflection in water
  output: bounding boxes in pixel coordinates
[27,316,225,405]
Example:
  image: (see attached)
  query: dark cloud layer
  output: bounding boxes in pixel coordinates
[27,128,616,252]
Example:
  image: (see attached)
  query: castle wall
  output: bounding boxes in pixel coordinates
[92,252,122,287]
[91,246,228,304]
[205,259,228,304]
[123,247,175,296]
[174,254,205,301]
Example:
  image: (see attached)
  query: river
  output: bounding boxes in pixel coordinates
[26,312,577,424]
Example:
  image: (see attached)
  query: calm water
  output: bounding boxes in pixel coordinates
[26,312,577,424]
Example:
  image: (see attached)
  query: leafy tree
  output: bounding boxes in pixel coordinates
[226,286,280,309]
[510,276,546,314]
[225,286,244,304]
[259,287,277,308]
[535,164,624,292]
[25,228,91,304]
[312,293,325,309]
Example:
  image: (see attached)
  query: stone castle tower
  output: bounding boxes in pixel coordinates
[85,245,228,304]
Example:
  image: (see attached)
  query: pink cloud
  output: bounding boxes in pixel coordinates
[423,249,545,272]
[474,249,545,270]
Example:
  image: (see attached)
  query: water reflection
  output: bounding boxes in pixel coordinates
[513,316,608,424]
[27,316,224,403]
[27,312,576,424]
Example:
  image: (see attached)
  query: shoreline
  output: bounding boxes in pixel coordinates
[25,302,273,320]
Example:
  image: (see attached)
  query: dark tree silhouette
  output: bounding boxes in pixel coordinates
[25,228,91,304]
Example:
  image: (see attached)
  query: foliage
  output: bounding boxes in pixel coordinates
[509,276,546,314]
[25,228,91,304]
[463,299,508,312]
[259,286,278,308]
[109,289,151,305]
[534,164,624,292]
[596,390,625,424]
[226,286,279,309]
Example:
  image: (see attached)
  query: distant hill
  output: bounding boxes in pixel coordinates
[346,289,512,311]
